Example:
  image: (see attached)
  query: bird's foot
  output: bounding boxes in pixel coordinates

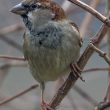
[41,101,54,110]
[70,63,85,82]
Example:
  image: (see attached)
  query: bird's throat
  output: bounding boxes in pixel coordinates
[22,15,33,34]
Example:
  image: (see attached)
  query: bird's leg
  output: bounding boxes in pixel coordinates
[40,82,54,110]
[70,63,85,82]
[41,83,45,105]
[41,82,46,106]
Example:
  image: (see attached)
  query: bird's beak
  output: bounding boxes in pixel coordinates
[10,3,27,15]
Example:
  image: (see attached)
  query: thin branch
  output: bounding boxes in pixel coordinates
[0,61,27,88]
[74,85,98,105]
[0,24,23,52]
[107,0,110,105]
[0,24,23,35]
[95,101,110,110]
[0,63,10,87]
[80,0,100,38]
[0,55,25,61]
[67,93,79,110]
[0,34,22,52]
[83,67,110,73]
[0,84,38,106]
[89,43,110,65]
[68,0,110,27]
[0,61,27,68]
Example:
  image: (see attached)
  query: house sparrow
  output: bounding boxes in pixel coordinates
[11,0,82,109]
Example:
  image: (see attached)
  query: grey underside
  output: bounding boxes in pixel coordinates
[23,20,80,84]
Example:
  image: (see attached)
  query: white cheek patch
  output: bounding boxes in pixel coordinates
[28,12,34,20]
[34,8,38,13]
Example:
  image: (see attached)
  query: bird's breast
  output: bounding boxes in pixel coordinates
[23,21,80,82]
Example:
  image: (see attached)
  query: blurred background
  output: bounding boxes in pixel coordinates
[0,0,109,110]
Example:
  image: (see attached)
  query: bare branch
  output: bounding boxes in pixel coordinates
[0,24,23,35]
[83,67,110,73]
[107,0,110,105]
[0,24,23,52]
[0,55,25,61]
[80,0,100,38]
[0,34,22,52]
[89,43,110,65]
[0,84,38,106]
[68,0,110,27]
[0,61,27,68]
[95,101,110,110]
[74,85,98,105]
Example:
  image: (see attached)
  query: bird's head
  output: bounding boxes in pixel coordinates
[11,0,66,29]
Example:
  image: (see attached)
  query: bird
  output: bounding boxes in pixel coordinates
[11,0,82,109]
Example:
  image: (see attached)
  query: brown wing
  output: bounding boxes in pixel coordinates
[70,21,83,47]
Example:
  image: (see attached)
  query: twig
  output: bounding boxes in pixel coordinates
[68,0,110,27]
[0,84,38,106]
[89,43,110,65]
[0,55,25,61]
[0,61,27,87]
[0,34,22,52]
[94,101,110,110]
[0,24,23,52]
[67,93,79,110]
[0,61,27,68]
[74,85,98,105]
[107,0,110,104]
[80,0,100,38]
[0,24,23,35]
[0,63,10,87]
[83,67,110,73]
[49,19,109,109]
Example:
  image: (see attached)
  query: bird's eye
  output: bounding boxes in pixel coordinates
[31,4,37,9]
[22,4,30,8]
[29,4,37,11]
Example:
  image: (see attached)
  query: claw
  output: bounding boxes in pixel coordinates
[41,101,54,110]
[70,63,85,82]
